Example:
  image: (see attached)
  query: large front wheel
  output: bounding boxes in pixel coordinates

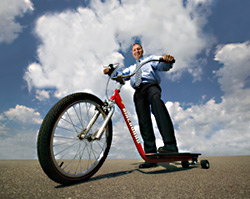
[37,93,112,184]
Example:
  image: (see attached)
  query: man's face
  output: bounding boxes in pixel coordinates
[132,44,143,61]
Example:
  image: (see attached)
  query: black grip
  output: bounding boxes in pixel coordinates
[170,59,175,64]
[159,57,175,64]
[108,64,115,76]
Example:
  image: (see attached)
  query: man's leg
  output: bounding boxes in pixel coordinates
[147,85,177,146]
[134,90,157,154]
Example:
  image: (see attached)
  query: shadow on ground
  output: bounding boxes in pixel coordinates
[55,162,199,188]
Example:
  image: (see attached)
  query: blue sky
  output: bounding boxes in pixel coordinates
[0,0,250,159]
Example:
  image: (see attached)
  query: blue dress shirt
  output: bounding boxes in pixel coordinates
[121,55,174,88]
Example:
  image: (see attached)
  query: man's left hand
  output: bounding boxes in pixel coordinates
[162,54,175,64]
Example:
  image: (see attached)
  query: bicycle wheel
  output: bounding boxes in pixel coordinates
[37,92,112,184]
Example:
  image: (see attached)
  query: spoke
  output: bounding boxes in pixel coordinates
[66,112,82,133]
[73,104,84,129]
[85,103,91,127]
[78,103,84,128]
[54,140,79,157]
[62,140,88,174]
[54,135,78,140]
[57,125,76,133]
[62,143,82,173]
[90,142,100,161]
[77,147,85,173]
[60,117,82,131]
[66,111,80,135]
[86,144,92,169]
[91,143,102,160]
[53,140,78,147]
[75,148,83,174]
[96,140,106,151]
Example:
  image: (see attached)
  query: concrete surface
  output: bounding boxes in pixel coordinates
[1,156,250,199]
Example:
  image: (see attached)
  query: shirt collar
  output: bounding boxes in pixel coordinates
[138,56,144,62]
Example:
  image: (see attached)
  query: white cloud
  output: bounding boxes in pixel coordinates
[35,89,50,101]
[168,41,250,156]
[0,105,41,159]
[4,105,42,125]
[108,119,139,159]
[215,41,250,95]
[0,0,34,44]
[0,114,4,120]
[0,129,37,159]
[24,0,214,99]
[0,123,9,137]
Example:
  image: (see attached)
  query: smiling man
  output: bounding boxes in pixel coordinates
[104,43,178,168]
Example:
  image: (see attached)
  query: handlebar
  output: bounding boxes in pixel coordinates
[111,57,175,84]
[105,57,175,100]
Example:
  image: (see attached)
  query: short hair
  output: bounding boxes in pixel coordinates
[132,43,143,49]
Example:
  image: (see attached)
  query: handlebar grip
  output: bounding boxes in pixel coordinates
[159,57,175,64]
[107,64,115,76]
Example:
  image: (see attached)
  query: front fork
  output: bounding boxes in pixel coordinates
[91,104,115,140]
[77,101,115,141]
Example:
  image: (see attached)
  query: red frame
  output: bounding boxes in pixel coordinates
[110,89,199,163]
[110,89,148,161]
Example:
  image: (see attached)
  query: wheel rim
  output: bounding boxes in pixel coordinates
[50,99,108,178]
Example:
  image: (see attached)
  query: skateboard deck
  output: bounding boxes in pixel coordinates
[145,152,201,163]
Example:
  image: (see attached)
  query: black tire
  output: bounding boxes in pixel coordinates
[181,161,190,168]
[201,160,210,169]
[37,92,112,184]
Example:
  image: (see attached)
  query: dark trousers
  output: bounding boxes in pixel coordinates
[133,83,177,153]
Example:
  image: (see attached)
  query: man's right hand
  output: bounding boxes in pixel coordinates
[103,64,115,75]
[103,67,110,74]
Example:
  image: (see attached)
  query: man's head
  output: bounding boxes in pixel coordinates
[132,43,143,61]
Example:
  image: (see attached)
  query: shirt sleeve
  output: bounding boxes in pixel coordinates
[111,64,135,81]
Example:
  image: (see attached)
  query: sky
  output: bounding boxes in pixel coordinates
[0,0,250,159]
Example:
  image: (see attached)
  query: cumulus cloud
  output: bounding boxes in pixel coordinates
[215,41,250,95]
[0,130,37,159]
[0,0,34,44]
[168,41,250,156]
[0,123,9,137]
[108,119,139,159]
[35,90,50,101]
[0,105,41,159]
[24,0,214,101]
[4,105,42,125]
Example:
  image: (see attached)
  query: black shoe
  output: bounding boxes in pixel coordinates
[158,144,178,153]
[139,162,157,169]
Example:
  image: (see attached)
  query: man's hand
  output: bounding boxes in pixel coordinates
[103,64,115,75]
[103,67,110,74]
[162,54,175,64]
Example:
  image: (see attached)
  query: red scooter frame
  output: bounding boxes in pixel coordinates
[110,88,204,166]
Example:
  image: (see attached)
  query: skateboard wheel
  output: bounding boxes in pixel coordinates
[181,161,190,168]
[201,160,210,169]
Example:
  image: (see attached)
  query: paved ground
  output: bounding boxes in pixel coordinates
[1,156,250,199]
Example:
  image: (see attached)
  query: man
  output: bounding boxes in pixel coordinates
[104,43,178,168]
